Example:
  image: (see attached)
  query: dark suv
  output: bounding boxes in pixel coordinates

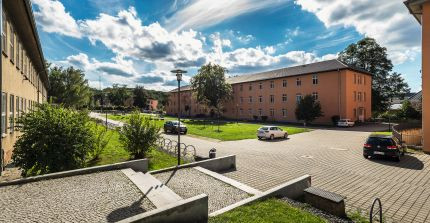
[164,121,187,134]
[363,135,405,161]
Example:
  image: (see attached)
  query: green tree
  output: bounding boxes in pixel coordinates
[12,104,94,176]
[48,66,92,108]
[338,37,410,113]
[401,100,421,120]
[108,84,132,107]
[295,95,324,126]
[133,85,149,109]
[191,63,232,128]
[119,111,160,159]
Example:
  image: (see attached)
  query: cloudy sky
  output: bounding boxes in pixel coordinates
[31,0,422,92]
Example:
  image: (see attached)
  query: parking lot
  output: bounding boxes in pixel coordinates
[164,128,430,223]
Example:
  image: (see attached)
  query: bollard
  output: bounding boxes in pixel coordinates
[209,148,216,159]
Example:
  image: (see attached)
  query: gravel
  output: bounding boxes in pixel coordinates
[280,197,353,223]
[153,168,250,213]
[0,170,155,222]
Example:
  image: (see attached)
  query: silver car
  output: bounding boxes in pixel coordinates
[257,126,288,140]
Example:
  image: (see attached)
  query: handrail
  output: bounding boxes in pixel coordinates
[370,198,382,223]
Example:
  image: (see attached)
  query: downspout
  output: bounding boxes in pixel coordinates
[338,68,341,118]
[0,0,3,176]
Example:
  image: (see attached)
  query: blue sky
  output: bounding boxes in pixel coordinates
[31,0,422,92]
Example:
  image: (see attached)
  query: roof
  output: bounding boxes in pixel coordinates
[409,91,422,101]
[404,0,430,24]
[170,59,372,92]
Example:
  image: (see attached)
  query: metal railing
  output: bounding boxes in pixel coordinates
[155,137,197,162]
[370,198,383,223]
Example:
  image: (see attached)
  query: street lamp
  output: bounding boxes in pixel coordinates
[171,69,187,166]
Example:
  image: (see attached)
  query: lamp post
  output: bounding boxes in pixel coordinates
[171,69,187,166]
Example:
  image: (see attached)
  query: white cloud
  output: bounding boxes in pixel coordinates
[165,0,288,32]
[32,0,82,38]
[294,0,421,64]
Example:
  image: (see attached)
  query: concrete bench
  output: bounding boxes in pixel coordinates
[304,187,346,217]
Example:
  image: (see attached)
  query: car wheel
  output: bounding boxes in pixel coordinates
[363,154,369,159]
[164,128,168,133]
[184,131,187,135]
[258,137,262,140]
[284,133,288,139]
[395,155,401,162]
[270,134,274,140]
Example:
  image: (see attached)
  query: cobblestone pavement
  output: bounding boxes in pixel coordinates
[0,170,155,222]
[153,168,250,213]
[163,130,430,223]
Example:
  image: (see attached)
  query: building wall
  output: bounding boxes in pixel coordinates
[1,6,48,166]
[147,99,158,111]
[166,69,371,125]
[423,2,430,153]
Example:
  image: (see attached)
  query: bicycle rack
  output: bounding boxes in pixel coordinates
[370,198,383,223]
[155,137,197,162]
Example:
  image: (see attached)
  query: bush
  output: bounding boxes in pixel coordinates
[261,116,268,122]
[13,104,94,177]
[253,115,258,121]
[119,111,161,159]
[331,115,340,126]
[88,124,112,161]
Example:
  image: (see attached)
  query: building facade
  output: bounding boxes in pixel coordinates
[147,99,158,111]
[1,0,49,169]
[166,59,372,124]
[405,0,429,153]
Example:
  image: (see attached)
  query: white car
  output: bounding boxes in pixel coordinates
[337,119,355,127]
[257,126,288,140]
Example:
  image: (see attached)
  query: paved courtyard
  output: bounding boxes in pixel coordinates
[164,129,430,223]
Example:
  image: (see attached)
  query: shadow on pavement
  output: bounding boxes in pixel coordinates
[370,154,424,170]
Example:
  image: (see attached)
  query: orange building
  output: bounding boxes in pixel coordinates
[405,0,430,153]
[147,99,158,111]
[166,59,372,125]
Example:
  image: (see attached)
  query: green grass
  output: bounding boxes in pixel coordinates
[372,131,392,136]
[209,198,327,223]
[107,114,310,141]
[88,124,183,171]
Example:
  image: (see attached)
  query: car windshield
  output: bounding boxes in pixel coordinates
[172,121,183,126]
[367,137,395,146]
[260,127,269,131]
[339,119,348,122]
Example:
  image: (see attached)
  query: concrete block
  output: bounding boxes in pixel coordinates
[304,187,346,218]
[117,194,208,223]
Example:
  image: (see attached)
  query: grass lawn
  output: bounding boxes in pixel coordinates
[107,114,310,141]
[372,131,392,136]
[209,198,327,223]
[88,124,183,171]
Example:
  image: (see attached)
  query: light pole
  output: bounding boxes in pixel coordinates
[171,69,187,166]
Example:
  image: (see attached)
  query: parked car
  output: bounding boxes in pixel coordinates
[257,126,288,140]
[164,121,187,134]
[363,135,405,161]
[337,119,355,127]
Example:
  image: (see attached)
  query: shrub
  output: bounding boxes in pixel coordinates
[119,111,161,159]
[13,104,94,177]
[253,115,258,121]
[331,115,340,126]
[88,124,112,161]
[261,116,268,122]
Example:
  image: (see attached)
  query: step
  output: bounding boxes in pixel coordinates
[121,168,182,208]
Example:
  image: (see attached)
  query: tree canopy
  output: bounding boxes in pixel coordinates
[338,37,410,113]
[133,85,149,109]
[107,84,133,107]
[48,66,92,108]
[295,95,323,125]
[191,63,233,114]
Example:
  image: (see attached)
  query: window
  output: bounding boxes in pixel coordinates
[240,97,243,104]
[248,108,252,115]
[283,80,287,87]
[312,75,318,85]
[270,95,274,103]
[364,92,367,101]
[9,95,14,133]
[20,44,23,71]
[16,40,20,69]
[270,109,275,117]
[239,108,243,115]
[312,92,318,100]
[249,83,252,91]
[358,75,362,84]
[358,92,362,102]
[282,94,287,102]
[296,78,301,86]
[16,96,19,120]
[354,91,357,101]
[1,93,7,135]
[296,94,302,103]
[270,81,274,88]
[249,96,253,103]
[259,82,263,89]
[2,9,7,55]
[9,24,14,63]
[240,84,243,91]
[354,108,357,118]
[282,109,287,117]
[259,95,263,103]
[354,74,357,84]
[258,109,263,116]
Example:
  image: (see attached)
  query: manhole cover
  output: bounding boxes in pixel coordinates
[300,155,313,159]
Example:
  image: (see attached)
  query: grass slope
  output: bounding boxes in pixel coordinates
[108,114,309,141]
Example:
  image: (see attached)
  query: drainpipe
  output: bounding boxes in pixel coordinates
[0,0,3,176]
[338,68,341,118]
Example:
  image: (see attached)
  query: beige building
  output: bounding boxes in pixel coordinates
[1,0,49,170]
[405,0,429,153]
[166,59,372,125]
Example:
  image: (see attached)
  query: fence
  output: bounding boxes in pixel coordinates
[393,122,423,148]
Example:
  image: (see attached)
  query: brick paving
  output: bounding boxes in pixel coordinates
[163,129,430,223]
[0,170,155,222]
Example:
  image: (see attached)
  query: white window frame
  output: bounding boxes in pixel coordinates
[282,94,287,102]
[282,80,287,87]
[270,81,274,89]
[2,9,7,55]
[270,108,275,117]
[249,96,253,103]
[270,95,274,103]
[312,92,319,101]
[9,94,14,133]
[1,92,7,136]
[258,109,263,116]
[282,109,287,117]
[259,82,263,89]
[259,95,263,103]
[296,78,301,86]
[312,74,318,85]
[296,94,302,103]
